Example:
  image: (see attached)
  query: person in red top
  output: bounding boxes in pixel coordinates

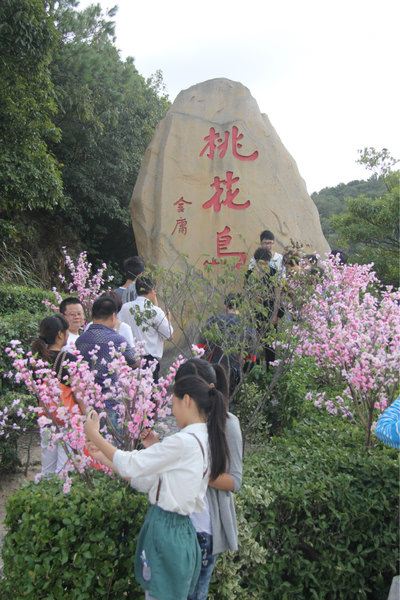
[32,314,84,476]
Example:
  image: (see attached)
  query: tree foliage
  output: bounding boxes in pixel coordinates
[0,0,169,282]
[330,149,399,285]
[357,146,399,177]
[47,2,169,266]
[331,183,399,285]
[312,176,386,244]
[313,148,399,286]
[0,0,64,233]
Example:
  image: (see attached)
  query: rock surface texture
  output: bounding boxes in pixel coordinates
[131,78,329,270]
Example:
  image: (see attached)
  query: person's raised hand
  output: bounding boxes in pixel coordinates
[86,441,101,458]
[84,409,100,440]
[87,442,112,467]
[140,428,160,448]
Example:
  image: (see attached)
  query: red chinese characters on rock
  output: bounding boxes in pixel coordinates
[171,197,192,235]
[174,197,192,213]
[199,130,251,264]
[171,218,188,236]
[199,126,258,161]
[202,171,250,213]
[204,226,247,270]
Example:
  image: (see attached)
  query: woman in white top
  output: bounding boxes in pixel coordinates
[176,359,243,600]
[85,375,229,600]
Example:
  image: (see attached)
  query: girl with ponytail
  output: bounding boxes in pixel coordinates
[85,373,228,600]
[32,315,82,476]
[176,358,243,600]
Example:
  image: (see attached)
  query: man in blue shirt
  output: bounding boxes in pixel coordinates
[76,296,137,442]
[76,295,137,392]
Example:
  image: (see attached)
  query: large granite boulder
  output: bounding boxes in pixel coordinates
[131,78,329,269]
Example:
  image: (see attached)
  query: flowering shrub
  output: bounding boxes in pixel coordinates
[0,391,36,473]
[293,258,400,445]
[305,391,353,419]
[43,247,113,316]
[5,340,188,490]
[0,396,29,439]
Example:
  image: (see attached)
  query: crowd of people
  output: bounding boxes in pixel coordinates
[30,229,351,600]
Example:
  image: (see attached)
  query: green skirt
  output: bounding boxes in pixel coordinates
[134,504,201,600]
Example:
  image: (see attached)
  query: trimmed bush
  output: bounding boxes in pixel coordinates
[236,357,318,440]
[0,309,45,349]
[210,409,399,599]
[1,410,397,600]
[0,430,20,474]
[0,284,57,315]
[1,474,148,599]
[0,309,50,391]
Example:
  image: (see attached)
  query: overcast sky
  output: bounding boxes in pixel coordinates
[80,0,399,193]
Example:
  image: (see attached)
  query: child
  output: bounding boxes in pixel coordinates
[85,374,229,600]
[175,359,243,600]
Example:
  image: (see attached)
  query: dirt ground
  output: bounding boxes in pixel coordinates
[0,432,41,576]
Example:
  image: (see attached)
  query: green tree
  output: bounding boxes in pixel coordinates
[357,146,399,177]
[0,0,64,240]
[47,1,170,268]
[312,177,386,246]
[331,148,399,286]
[0,1,169,283]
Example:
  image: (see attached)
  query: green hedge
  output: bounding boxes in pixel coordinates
[0,286,61,391]
[0,309,45,349]
[0,284,57,315]
[210,409,399,599]
[0,430,20,474]
[1,411,398,600]
[0,309,49,390]
[1,474,148,599]
[236,357,319,440]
